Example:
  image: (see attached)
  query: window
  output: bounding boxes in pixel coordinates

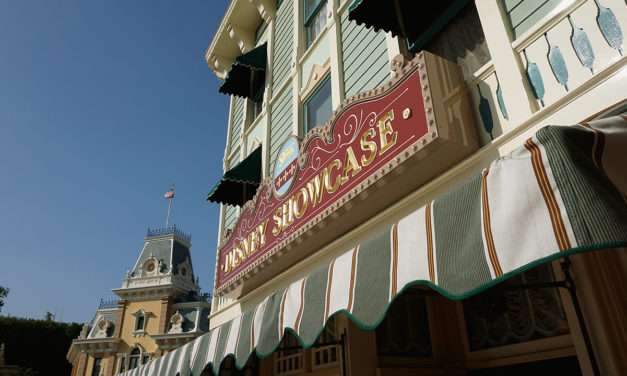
[304,0,328,49]
[312,317,339,369]
[376,289,432,358]
[275,333,304,374]
[92,358,102,376]
[303,75,332,132]
[142,354,150,364]
[462,265,569,351]
[134,312,146,332]
[128,348,141,369]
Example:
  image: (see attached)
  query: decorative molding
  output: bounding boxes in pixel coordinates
[301,60,331,99]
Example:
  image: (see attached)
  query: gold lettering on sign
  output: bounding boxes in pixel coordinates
[377,111,398,155]
[360,128,377,167]
[222,220,268,273]
[224,109,400,275]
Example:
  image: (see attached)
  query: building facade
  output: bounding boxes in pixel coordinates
[67,226,211,376]
[120,0,626,375]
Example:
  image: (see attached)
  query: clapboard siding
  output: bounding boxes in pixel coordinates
[340,11,390,98]
[272,0,294,92]
[230,96,245,151]
[502,0,563,38]
[269,85,293,168]
[223,204,238,231]
[222,152,241,232]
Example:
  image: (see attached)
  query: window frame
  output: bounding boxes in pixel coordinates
[303,0,328,49]
[303,74,332,134]
[132,309,148,334]
[92,357,102,376]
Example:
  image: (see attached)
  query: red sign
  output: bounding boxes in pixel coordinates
[216,64,429,290]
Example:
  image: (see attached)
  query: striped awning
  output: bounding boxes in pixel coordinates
[120,116,627,376]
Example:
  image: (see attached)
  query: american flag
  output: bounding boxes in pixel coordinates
[164,189,175,199]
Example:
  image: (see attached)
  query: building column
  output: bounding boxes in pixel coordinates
[568,249,627,375]
[158,297,171,335]
[474,0,536,129]
[76,352,88,376]
[344,318,377,376]
[113,300,126,339]
[329,0,345,109]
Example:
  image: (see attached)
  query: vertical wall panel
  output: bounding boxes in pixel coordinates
[272,0,294,92]
[340,11,390,98]
[269,84,293,169]
[222,152,241,232]
[230,96,245,151]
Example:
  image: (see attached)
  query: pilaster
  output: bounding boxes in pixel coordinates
[474,0,536,128]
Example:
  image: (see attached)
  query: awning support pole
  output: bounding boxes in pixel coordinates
[505,257,599,375]
[560,257,600,376]
[340,330,347,376]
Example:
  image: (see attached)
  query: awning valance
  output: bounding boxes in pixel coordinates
[208,147,262,206]
[122,116,627,376]
[348,0,470,51]
[218,43,267,101]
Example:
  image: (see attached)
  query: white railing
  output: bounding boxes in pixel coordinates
[274,351,305,375]
[311,344,340,370]
[470,61,510,145]
[515,0,626,109]
[470,0,626,145]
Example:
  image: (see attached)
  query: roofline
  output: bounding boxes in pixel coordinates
[204,0,276,79]
[204,0,238,64]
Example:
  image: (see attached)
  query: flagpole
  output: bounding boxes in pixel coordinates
[166,197,172,227]
[165,184,175,228]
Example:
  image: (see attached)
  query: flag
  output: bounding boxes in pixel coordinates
[164,189,175,199]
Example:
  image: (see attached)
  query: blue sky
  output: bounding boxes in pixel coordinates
[0,0,230,323]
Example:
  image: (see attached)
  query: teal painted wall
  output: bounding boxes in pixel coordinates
[222,152,241,232]
[229,96,245,151]
[272,0,294,92]
[340,10,389,97]
[502,0,563,38]
[269,84,293,169]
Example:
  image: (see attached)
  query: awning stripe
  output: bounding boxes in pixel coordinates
[120,119,627,376]
[426,202,437,284]
[434,176,493,295]
[396,207,431,291]
[224,315,241,359]
[211,320,232,375]
[526,138,572,251]
[176,342,193,376]
[481,168,502,277]
[190,332,210,375]
[299,264,329,345]
[256,288,284,356]
[235,310,254,367]
[205,325,220,371]
[352,230,390,327]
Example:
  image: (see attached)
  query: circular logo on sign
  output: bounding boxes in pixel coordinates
[272,137,300,198]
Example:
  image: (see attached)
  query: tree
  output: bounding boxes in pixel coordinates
[0,286,8,312]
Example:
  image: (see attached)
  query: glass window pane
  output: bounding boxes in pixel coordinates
[462,265,569,351]
[305,77,332,132]
[305,0,327,48]
[304,0,323,22]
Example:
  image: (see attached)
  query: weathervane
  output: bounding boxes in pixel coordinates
[164,184,175,227]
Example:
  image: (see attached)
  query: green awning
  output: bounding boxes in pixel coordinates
[207,147,262,206]
[123,116,627,376]
[348,0,470,50]
[218,43,267,101]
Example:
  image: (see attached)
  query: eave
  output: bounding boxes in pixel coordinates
[204,0,276,79]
